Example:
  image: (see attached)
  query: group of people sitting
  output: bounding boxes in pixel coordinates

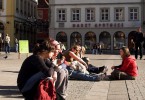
[17,38,138,100]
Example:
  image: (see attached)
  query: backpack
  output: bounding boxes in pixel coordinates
[35,78,56,100]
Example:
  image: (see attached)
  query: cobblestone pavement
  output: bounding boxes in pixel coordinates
[0,52,145,100]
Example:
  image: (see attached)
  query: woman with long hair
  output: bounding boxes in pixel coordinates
[110,46,138,80]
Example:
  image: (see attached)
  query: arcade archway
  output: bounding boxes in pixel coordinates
[113,31,126,49]
[99,31,111,49]
[84,32,96,50]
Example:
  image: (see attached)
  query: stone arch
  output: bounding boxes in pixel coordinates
[84,31,96,50]
[0,22,4,38]
[70,32,82,47]
[99,31,111,49]
[128,31,136,50]
[56,31,67,49]
[113,31,126,49]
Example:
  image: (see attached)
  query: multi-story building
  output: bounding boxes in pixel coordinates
[0,0,37,51]
[37,0,49,43]
[49,0,145,53]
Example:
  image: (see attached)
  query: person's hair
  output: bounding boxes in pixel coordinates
[120,46,130,58]
[33,41,55,55]
[71,45,79,50]
[81,46,86,55]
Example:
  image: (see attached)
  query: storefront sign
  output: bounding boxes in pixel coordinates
[72,23,124,28]
[19,40,29,53]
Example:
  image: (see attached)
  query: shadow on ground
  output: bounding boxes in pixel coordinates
[2,70,19,73]
[91,59,121,60]
[0,85,23,98]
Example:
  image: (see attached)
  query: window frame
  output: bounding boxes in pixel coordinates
[85,8,95,22]
[100,8,110,22]
[114,7,125,21]
[71,8,81,22]
[57,8,67,22]
[128,7,139,21]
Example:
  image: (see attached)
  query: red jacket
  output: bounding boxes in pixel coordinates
[119,56,138,77]
[35,78,56,100]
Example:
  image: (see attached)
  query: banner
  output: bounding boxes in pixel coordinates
[19,40,29,53]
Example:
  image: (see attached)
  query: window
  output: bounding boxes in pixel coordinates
[86,8,95,21]
[100,8,110,21]
[129,8,139,20]
[57,9,66,22]
[0,0,2,9]
[71,9,81,22]
[114,8,124,21]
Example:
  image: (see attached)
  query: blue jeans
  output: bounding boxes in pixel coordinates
[92,49,98,54]
[5,43,10,53]
[67,68,101,81]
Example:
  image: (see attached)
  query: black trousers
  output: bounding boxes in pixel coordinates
[110,70,135,80]
[135,42,143,59]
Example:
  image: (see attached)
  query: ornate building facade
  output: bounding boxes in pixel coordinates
[49,0,145,53]
[0,0,37,50]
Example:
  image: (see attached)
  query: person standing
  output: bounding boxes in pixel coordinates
[92,43,98,54]
[4,34,10,54]
[134,27,144,60]
[15,38,19,53]
[129,39,135,54]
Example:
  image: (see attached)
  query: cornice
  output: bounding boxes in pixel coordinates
[50,2,142,6]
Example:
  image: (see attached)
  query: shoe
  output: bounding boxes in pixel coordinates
[99,66,108,74]
[103,75,111,81]
[98,73,106,80]
[140,57,142,60]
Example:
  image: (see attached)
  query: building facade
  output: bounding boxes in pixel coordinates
[0,0,37,50]
[49,0,145,53]
[37,0,49,43]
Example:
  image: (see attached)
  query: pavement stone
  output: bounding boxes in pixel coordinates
[0,52,145,100]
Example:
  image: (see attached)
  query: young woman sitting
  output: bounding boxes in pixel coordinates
[110,46,138,80]
[17,42,56,100]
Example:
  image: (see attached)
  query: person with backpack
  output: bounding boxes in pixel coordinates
[17,42,56,100]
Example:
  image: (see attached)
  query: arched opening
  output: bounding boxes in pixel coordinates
[70,32,82,47]
[99,31,111,49]
[56,32,67,49]
[85,32,96,50]
[128,31,136,53]
[0,22,4,51]
[0,22,4,38]
[113,31,126,49]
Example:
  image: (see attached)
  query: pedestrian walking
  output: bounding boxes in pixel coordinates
[15,38,19,53]
[92,43,98,54]
[134,27,144,60]
[4,34,10,54]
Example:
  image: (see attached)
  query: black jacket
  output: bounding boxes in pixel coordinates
[17,55,55,91]
[135,32,143,43]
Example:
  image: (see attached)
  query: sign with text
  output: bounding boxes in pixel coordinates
[19,40,29,53]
